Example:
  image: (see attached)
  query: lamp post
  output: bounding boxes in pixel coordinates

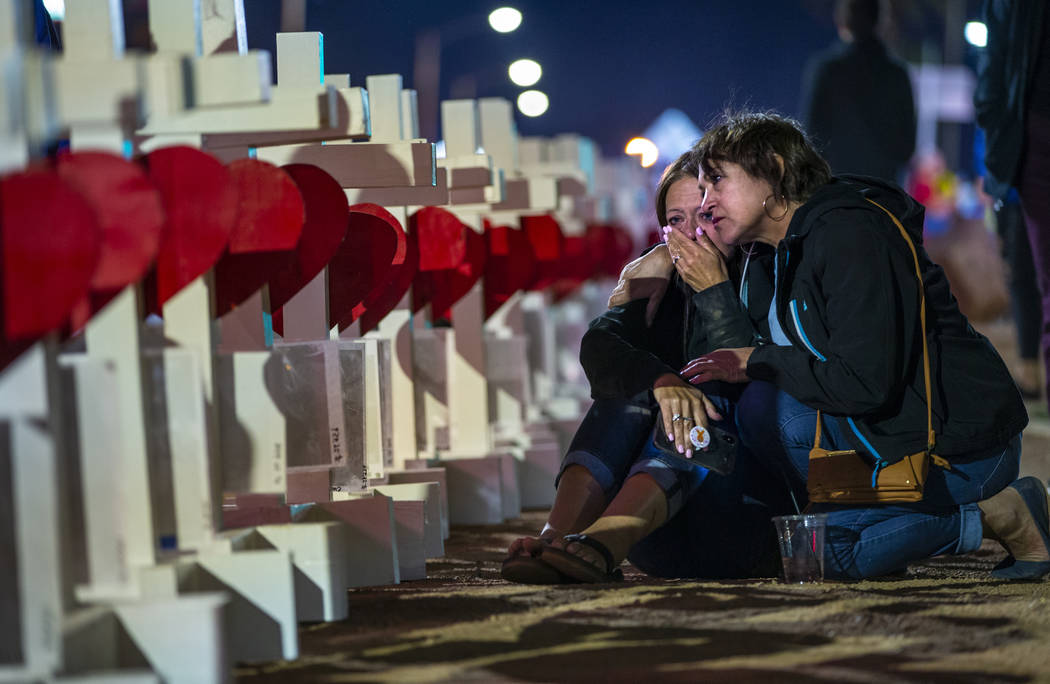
[413,7,522,142]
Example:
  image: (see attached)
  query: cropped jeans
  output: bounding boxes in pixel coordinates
[736,381,1022,580]
[558,390,796,578]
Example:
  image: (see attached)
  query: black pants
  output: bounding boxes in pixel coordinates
[996,199,1041,360]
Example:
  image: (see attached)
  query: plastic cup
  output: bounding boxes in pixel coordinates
[772,514,828,584]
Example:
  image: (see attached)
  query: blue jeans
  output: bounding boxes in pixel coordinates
[559,397,711,520]
[736,381,1022,579]
[559,391,796,578]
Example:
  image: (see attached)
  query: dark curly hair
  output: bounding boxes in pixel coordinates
[655,151,700,227]
[690,111,831,205]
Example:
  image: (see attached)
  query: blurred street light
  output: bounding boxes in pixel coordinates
[415,7,524,140]
[517,90,549,117]
[625,137,659,167]
[508,59,542,87]
[488,7,523,33]
[964,21,987,48]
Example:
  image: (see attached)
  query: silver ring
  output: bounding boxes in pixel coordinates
[671,413,683,422]
[671,255,681,264]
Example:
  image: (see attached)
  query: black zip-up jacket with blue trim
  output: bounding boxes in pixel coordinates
[746,176,1028,464]
[581,246,774,400]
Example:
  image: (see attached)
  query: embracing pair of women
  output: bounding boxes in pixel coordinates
[502,111,1049,584]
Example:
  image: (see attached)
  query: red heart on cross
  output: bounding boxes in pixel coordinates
[586,223,636,279]
[355,226,418,336]
[0,166,101,367]
[328,203,402,331]
[411,207,487,321]
[54,151,166,330]
[521,214,564,291]
[213,159,306,315]
[483,220,537,319]
[141,146,237,310]
[268,164,349,313]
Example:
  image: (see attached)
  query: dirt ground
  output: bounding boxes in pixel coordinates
[234,509,1050,684]
[235,319,1050,684]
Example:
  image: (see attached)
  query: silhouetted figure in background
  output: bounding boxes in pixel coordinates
[975,1,1050,404]
[800,0,915,184]
[975,129,1042,400]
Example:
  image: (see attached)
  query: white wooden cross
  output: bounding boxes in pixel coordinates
[57,0,163,598]
[0,347,65,680]
[54,3,303,671]
[194,31,407,591]
[258,69,440,479]
[1,2,238,679]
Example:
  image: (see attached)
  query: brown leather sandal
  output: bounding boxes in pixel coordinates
[500,545,572,585]
[539,534,624,584]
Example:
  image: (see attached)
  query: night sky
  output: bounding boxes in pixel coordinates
[244,0,846,157]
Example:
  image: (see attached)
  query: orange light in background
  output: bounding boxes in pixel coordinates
[625,137,659,168]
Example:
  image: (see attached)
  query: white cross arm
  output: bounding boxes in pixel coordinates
[54,56,143,128]
[489,176,558,212]
[439,154,495,189]
[255,141,436,189]
[344,167,450,206]
[138,85,341,136]
[201,86,369,148]
[190,51,272,108]
[449,173,505,206]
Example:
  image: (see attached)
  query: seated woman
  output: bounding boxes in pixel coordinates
[501,152,795,584]
[683,111,1048,581]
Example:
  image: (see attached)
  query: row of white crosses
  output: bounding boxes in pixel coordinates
[0,0,608,681]
[2,1,245,680]
[2,1,366,679]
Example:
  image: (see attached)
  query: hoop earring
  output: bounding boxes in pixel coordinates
[763,194,789,221]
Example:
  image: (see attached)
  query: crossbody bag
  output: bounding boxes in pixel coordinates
[806,199,950,504]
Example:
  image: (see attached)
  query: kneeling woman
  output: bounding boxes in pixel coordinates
[684,111,1047,580]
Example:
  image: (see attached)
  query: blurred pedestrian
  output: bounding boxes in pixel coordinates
[800,0,916,184]
[974,129,1042,400]
[974,1,1050,405]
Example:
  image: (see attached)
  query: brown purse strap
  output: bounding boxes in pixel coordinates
[812,198,934,454]
[866,198,934,453]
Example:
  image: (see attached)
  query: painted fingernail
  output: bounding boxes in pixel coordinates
[685,449,693,459]
[677,444,684,453]
[667,433,674,441]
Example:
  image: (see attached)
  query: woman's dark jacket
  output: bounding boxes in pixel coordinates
[747,176,1027,464]
[581,248,773,400]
